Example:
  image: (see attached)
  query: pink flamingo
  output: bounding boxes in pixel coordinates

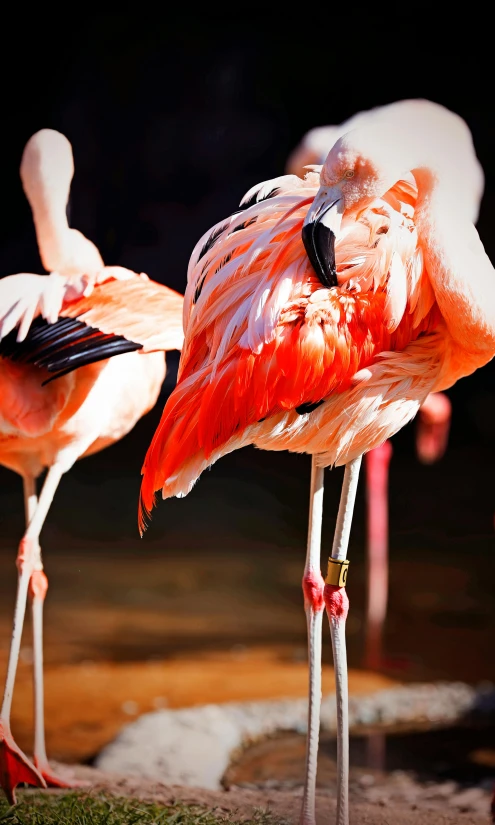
[287,100,479,675]
[139,98,494,825]
[285,99,484,225]
[0,129,184,803]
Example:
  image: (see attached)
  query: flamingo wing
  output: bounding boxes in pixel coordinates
[0,272,68,342]
[0,267,137,343]
[60,272,184,353]
[139,173,440,526]
[0,271,184,383]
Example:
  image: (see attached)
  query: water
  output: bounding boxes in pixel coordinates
[225,722,495,791]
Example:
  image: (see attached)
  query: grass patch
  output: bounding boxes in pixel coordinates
[0,791,286,825]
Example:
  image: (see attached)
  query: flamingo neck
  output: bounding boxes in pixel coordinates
[33,209,72,273]
[412,165,495,358]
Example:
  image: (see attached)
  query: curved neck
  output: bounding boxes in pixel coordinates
[30,200,72,272]
[412,165,495,357]
[20,132,74,272]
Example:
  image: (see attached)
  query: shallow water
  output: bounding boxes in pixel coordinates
[225,723,495,790]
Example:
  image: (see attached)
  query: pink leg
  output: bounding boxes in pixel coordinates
[364,441,392,671]
[415,392,451,464]
[0,466,63,803]
[364,443,392,771]
[300,458,325,825]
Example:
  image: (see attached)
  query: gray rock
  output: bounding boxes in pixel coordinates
[95,680,495,789]
[96,704,240,789]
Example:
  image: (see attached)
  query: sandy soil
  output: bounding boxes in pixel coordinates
[44,762,492,825]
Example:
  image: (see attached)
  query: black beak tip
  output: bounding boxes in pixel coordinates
[302,220,338,289]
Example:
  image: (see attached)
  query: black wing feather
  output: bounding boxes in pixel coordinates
[0,316,142,383]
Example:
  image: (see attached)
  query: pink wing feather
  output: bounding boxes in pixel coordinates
[60,272,184,352]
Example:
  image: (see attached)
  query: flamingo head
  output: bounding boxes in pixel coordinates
[302,127,407,287]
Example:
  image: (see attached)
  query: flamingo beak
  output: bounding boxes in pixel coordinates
[302,187,344,288]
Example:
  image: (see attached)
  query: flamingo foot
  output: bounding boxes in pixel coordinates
[0,720,46,804]
[34,757,90,790]
[34,756,91,788]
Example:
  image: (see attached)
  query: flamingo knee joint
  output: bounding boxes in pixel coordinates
[15,537,38,576]
[302,570,325,612]
[29,571,49,601]
[324,584,350,621]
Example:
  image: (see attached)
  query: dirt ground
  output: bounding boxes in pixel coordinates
[42,762,492,825]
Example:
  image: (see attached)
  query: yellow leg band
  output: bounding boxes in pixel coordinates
[325,558,349,587]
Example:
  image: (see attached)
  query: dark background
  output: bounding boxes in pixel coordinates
[0,15,493,680]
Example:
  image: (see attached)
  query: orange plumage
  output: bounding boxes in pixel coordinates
[139,171,443,531]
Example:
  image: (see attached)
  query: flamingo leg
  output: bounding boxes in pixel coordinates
[364,443,392,772]
[0,464,64,803]
[23,471,74,791]
[30,577,75,789]
[300,458,325,825]
[324,455,362,825]
[364,442,392,671]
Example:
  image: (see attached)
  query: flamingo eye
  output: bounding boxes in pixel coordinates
[344,169,354,179]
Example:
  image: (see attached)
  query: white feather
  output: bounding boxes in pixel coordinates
[239,174,300,208]
[384,252,408,332]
